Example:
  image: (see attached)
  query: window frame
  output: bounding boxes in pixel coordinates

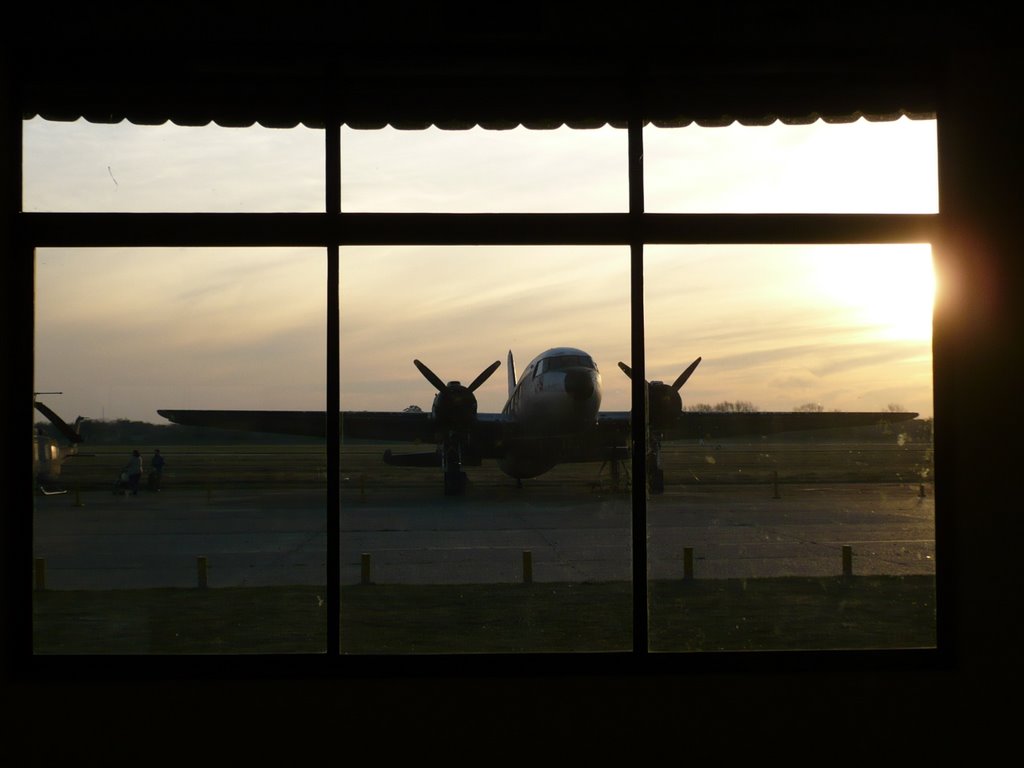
[16,112,943,678]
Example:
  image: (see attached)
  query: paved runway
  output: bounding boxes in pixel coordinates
[32,480,935,589]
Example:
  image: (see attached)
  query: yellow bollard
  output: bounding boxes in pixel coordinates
[35,558,46,591]
[522,551,533,584]
[197,556,208,589]
[73,486,84,508]
[361,553,371,585]
[683,547,694,580]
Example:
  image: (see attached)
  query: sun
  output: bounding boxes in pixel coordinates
[809,245,936,342]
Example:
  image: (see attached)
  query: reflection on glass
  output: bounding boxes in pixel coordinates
[340,125,627,212]
[33,248,327,654]
[644,244,936,651]
[22,118,325,212]
[339,246,632,653]
[645,117,938,213]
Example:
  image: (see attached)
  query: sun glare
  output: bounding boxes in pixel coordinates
[808,245,936,341]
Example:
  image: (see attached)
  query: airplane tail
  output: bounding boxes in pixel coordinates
[34,401,84,444]
[507,350,516,399]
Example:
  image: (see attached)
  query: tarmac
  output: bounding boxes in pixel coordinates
[31,477,935,590]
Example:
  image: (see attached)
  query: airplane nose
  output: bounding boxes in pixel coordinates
[564,370,595,401]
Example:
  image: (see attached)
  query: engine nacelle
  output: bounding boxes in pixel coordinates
[648,381,683,432]
[430,381,479,434]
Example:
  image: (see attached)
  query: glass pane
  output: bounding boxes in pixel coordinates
[645,117,938,212]
[644,244,936,651]
[23,117,325,212]
[339,245,632,653]
[33,247,327,654]
[340,125,627,212]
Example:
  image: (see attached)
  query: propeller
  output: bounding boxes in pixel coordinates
[618,357,701,430]
[414,359,501,432]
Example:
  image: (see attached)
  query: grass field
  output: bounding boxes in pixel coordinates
[56,440,933,491]
[32,576,935,654]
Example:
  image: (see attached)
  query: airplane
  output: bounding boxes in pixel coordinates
[157,347,918,495]
[33,395,85,494]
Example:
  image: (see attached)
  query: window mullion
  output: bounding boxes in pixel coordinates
[326,119,341,656]
[629,116,648,655]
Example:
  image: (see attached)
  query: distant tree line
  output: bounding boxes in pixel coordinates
[686,401,760,413]
[687,401,921,416]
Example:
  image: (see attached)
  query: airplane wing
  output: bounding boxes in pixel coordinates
[613,357,918,441]
[595,409,918,442]
[161,408,915,442]
[159,361,509,496]
[158,409,332,438]
[157,408,506,448]
[660,410,918,440]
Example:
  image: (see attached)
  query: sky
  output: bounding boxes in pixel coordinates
[27,116,938,423]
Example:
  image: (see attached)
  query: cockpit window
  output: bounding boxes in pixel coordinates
[541,355,596,373]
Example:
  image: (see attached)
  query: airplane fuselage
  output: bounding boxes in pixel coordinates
[33,430,78,493]
[499,347,604,479]
[34,431,63,484]
[33,402,84,492]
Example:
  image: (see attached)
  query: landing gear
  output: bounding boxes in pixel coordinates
[444,469,467,495]
[442,437,467,496]
[649,465,665,494]
[648,433,665,495]
[597,446,631,492]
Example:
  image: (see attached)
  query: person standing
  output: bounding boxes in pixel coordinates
[149,448,165,491]
[125,449,143,495]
